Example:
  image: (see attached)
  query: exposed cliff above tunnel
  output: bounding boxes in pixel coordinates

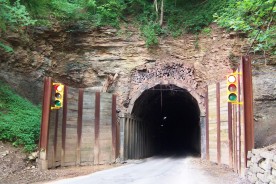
[1,23,243,105]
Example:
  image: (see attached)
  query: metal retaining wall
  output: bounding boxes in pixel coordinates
[39,81,118,169]
[205,56,254,175]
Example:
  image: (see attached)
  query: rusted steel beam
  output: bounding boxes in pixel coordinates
[112,94,117,159]
[216,83,221,164]
[40,77,52,153]
[205,88,209,160]
[94,92,100,164]
[238,66,242,173]
[233,105,237,171]
[61,85,68,166]
[228,102,233,168]
[76,88,84,165]
[242,56,254,166]
[53,110,59,167]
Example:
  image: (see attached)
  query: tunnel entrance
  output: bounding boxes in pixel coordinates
[131,84,201,157]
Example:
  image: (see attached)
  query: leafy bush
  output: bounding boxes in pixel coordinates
[215,0,276,55]
[142,23,159,47]
[96,0,125,27]
[0,81,41,152]
[0,0,35,52]
[0,0,36,31]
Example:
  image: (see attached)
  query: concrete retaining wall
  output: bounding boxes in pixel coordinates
[246,144,276,183]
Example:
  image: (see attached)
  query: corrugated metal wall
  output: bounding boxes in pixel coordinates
[205,56,254,175]
[39,83,118,169]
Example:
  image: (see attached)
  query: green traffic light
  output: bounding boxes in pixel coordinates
[54,100,61,106]
[228,93,237,101]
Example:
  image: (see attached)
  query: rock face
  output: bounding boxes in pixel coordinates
[0,24,239,106]
[0,23,275,148]
[253,66,276,148]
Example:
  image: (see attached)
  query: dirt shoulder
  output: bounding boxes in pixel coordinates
[0,141,121,184]
[0,141,247,184]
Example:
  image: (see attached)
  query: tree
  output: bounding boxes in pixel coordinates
[153,0,164,26]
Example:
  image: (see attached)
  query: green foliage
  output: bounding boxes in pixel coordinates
[142,22,159,47]
[202,27,212,36]
[0,0,36,32]
[0,81,41,152]
[95,0,126,27]
[215,0,276,55]
[0,42,13,53]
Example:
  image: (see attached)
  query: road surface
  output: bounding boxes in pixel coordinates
[47,156,245,184]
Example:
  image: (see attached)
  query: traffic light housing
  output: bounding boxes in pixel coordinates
[52,83,64,110]
[227,73,238,103]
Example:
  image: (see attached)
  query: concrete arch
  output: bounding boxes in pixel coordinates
[127,79,205,115]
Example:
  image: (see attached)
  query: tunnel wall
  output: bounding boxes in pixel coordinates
[119,114,154,160]
[39,78,118,169]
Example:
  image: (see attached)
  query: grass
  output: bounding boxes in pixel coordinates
[0,80,41,152]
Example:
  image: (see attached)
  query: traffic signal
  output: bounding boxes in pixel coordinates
[227,73,238,103]
[52,83,64,109]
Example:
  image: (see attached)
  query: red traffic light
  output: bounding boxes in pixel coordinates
[54,84,63,92]
[228,84,237,92]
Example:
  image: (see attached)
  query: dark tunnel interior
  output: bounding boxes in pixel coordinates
[131,84,201,156]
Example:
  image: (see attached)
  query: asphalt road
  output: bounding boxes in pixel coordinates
[47,156,244,184]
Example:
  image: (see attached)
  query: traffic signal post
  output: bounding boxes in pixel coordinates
[227,72,243,105]
[51,83,64,110]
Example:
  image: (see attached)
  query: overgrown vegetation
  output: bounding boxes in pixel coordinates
[0,80,41,152]
[1,0,274,52]
[215,0,276,55]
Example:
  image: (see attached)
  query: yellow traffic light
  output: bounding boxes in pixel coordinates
[227,73,238,103]
[51,83,64,110]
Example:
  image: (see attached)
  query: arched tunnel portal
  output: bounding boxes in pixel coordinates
[123,84,201,159]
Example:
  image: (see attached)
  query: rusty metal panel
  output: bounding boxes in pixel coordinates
[98,93,113,164]
[208,83,217,163]
[61,85,68,166]
[219,81,229,166]
[64,87,78,165]
[40,77,52,151]
[76,88,84,165]
[94,92,100,165]
[80,89,95,164]
[216,83,221,164]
